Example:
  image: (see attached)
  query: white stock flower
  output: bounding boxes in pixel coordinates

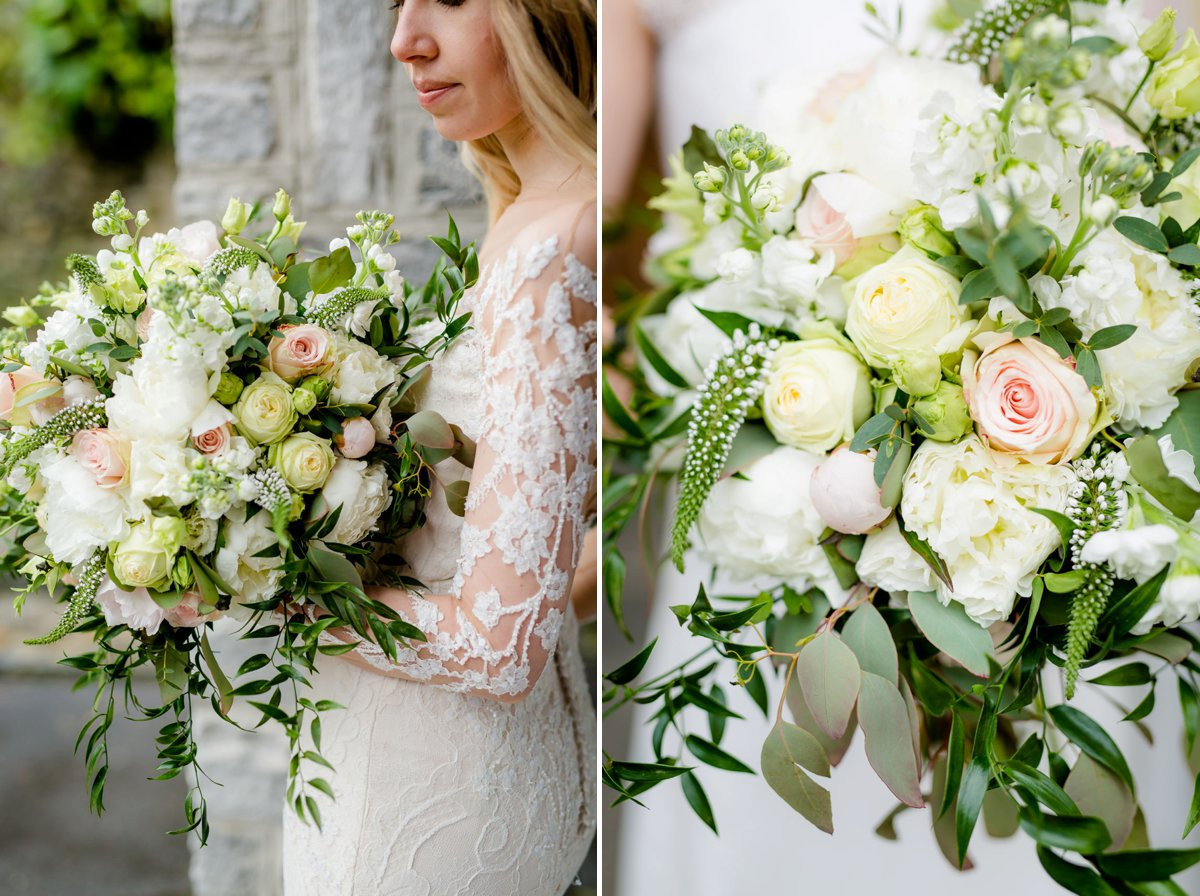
[901,436,1075,625]
[694,446,842,599]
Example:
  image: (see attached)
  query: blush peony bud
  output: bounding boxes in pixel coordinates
[336,416,377,458]
[810,446,892,535]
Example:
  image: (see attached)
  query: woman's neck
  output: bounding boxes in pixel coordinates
[495,115,592,199]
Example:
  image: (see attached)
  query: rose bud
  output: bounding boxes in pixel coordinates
[810,445,892,535]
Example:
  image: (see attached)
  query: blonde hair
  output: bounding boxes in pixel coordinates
[465,0,597,223]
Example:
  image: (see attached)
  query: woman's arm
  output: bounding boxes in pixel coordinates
[323,211,597,703]
[602,0,655,214]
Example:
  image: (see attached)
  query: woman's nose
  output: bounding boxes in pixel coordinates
[391,7,437,64]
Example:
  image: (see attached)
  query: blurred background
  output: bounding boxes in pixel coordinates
[0,2,594,894]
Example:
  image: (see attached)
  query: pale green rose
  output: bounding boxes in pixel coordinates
[912,381,972,441]
[213,371,245,405]
[270,432,335,492]
[234,371,298,444]
[99,260,145,314]
[761,328,873,453]
[112,516,187,590]
[1140,8,1177,62]
[846,246,972,375]
[1148,29,1200,120]
[898,204,955,259]
[1164,156,1200,226]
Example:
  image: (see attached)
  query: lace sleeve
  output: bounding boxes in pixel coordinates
[326,233,598,702]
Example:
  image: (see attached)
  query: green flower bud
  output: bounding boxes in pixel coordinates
[1140,8,1177,62]
[292,387,317,415]
[213,371,245,405]
[269,432,335,492]
[171,553,192,588]
[892,352,943,397]
[898,205,956,258]
[278,215,307,244]
[297,375,331,402]
[912,381,973,442]
[1148,29,1200,120]
[233,372,297,444]
[222,197,253,235]
[272,189,292,222]
[729,150,750,171]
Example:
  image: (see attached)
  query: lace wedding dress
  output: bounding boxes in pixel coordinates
[613,1,1200,893]
[282,225,597,896]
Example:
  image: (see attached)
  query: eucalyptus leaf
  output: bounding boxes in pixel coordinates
[1065,753,1135,851]
[858,671,923,808]
[1114,216,1169,253]
[443,479,470,517]
[908,590,994,677]
[796,631,861,740]
[406,409,456,450]
[760,722,834,833]
[841,601,898,685]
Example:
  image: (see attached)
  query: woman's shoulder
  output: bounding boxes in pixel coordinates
[484,196,597,278]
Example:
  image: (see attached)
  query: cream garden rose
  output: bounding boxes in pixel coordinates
[234,372,298,444]
[761,329,872,453]
[845,246,971,394]
[962,332,1097,465]
[267,324,335,382]
[271,432,335,492]
[112,517,188,591]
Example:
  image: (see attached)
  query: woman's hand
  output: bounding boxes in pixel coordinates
[571,527,598,623]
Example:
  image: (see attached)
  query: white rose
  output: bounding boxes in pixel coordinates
[761,334,872,453]
[215,511,284,618]
[37,453,132,565]
[317,459,393,545]
[857,520,937,594]
[331,335,398,406]
[1080,525,1178,583]
[901,436,1074,625]
[694,446,842,599]
[846,246,972,376]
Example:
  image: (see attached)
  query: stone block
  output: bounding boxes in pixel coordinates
[419,125,485,207]
[174,0,262,31]
[175,80,275,166]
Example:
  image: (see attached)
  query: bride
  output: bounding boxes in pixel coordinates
[282,1,597,893]
[604,0,1200,893]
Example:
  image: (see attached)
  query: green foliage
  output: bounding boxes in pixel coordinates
[0,0,174,164]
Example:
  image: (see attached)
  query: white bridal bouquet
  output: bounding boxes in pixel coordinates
[0,189,477,839]
[605,2,1200,891]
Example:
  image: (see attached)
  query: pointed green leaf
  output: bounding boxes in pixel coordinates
[680,771,717,834]
[1065,753,1135,851]
[1048,704,1134,791]
[955,756,990,868]
[605,638,657,686]
[684,735,754,774]
[908,590,994,677]
[841,601,898,685]
[1037,846,1122,896]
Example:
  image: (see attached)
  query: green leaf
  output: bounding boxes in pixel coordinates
[682,125,722,174]
[1114,216,1170,253]
[1087,662,1152,687]
[1096,848,1200,881]
[200,632,235,716]
[1168,243,1200,266]
[858,671,923,808]
[609,761,692,783]
[841,601,898,685]
[605,638,657,686]
[1065,753,1135,851]
[760,722,834,833]
[635,324,689,389]
[907,590,994,677]
[1127,434,1200,521]
[1048,704,1134,791]
[796,631,861,740]
[1174,148,1200,178]
[1181,678,1199,756]
[1037,846,1123,896]
[1088,324,1137,351]
[309,247,356,295]
[1018,807,1112,853]
[958,268,1000,305]
[308,546,364,594]
[1076,347,1102,390]
[684,735,754,774]
[879,433,911,509]
[407,409,456,450]
[1184,773,1200,837]
[938,710,965,819]
[898,521,954,591]
[680,772,718,834]
[1153,390,1200,481]
[604,547,630,639]
[1006,759,1080,817]
[955,756,990,868]
[601,376,644,440]
[1039,324,1072,359]
[443,479,469,517]
[1030,506,1077,547]
[1101,566,1169,637]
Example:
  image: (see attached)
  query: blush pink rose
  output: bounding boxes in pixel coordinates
[810,445,892,535]
[193,423,233,455]
[796,186,860,266]
[963,333,1097,465]
[164,591,222,629]
[0,366,47,421]
[337,416,377,458]
[267,325,334,382]
[71,428,129,488]
[807,63,875,122]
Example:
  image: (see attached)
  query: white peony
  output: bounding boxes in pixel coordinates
[222,263,295,321]
[126,439,197,505]
[693,446,842,599]
[107,358,211,442]
[215,511,284,618]
[37,453,132,565]
[317,459,393,545]
[857,520,937,594]
[901,436,1074,625]
[330,335,397,406]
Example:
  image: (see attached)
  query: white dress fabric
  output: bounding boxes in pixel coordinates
[283,231,597,895]
[614,1,1200,894]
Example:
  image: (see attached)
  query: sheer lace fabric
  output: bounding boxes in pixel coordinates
[282,232,596,895]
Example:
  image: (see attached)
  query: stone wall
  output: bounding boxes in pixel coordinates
[171,4,485,894]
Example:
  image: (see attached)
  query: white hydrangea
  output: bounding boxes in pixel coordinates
[901,436,1075,625]
[693,446,843,600]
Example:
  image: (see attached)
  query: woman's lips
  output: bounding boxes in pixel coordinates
[416,83,459,109]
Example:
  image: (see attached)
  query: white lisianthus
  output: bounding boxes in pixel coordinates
[759,236,839,316]
[1080,525,1178,583]
[846,246,972,388]
[901,436,1075,625]
[215,511,285,618]
[37,453,132,565]
[317,459,393,545]
[857,520,937,594]
[330,335,397,405]
[94,577,167,635]
[761,329,872,453]
[694,446,842,599]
